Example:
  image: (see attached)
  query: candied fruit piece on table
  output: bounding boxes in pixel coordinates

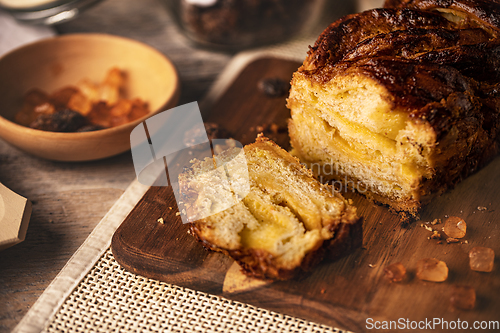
[469,247,495,272]
[29,109,88,132]
[384,262,406,282]
[450,285,476,310]
[416,258,448,282]
[443,216,467,239]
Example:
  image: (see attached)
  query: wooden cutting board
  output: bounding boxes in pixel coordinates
[112,57,500,333]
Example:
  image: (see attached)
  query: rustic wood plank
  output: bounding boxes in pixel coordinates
[112,56,500,333]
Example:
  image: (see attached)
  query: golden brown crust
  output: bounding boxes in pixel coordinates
[190,223,316,280]
[189,211,362,280]
[303,8,455,71]
[384,0,500,32]
[342,28,493,65]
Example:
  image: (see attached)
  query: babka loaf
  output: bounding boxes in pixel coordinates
[287,0,500,216]
[179,135,361,280]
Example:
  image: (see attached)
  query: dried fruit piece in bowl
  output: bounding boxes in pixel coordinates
[15,67,150,132]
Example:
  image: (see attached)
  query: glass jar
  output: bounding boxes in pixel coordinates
[162,0,326,51]
[0,0,102,25]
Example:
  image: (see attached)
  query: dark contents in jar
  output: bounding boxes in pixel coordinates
[179,0,320,49]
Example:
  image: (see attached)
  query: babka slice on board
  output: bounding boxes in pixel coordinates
[179,136,361,280]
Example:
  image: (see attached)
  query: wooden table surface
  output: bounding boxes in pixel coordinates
[0,0,355,331]
[0,0,233,331]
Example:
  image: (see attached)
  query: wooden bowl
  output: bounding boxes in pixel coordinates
[0,34,180,161]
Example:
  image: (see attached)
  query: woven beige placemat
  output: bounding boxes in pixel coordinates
[42,248,346,333]
[12,180,151,333]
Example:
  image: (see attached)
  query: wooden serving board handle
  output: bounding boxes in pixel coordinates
[0,182,32,251]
